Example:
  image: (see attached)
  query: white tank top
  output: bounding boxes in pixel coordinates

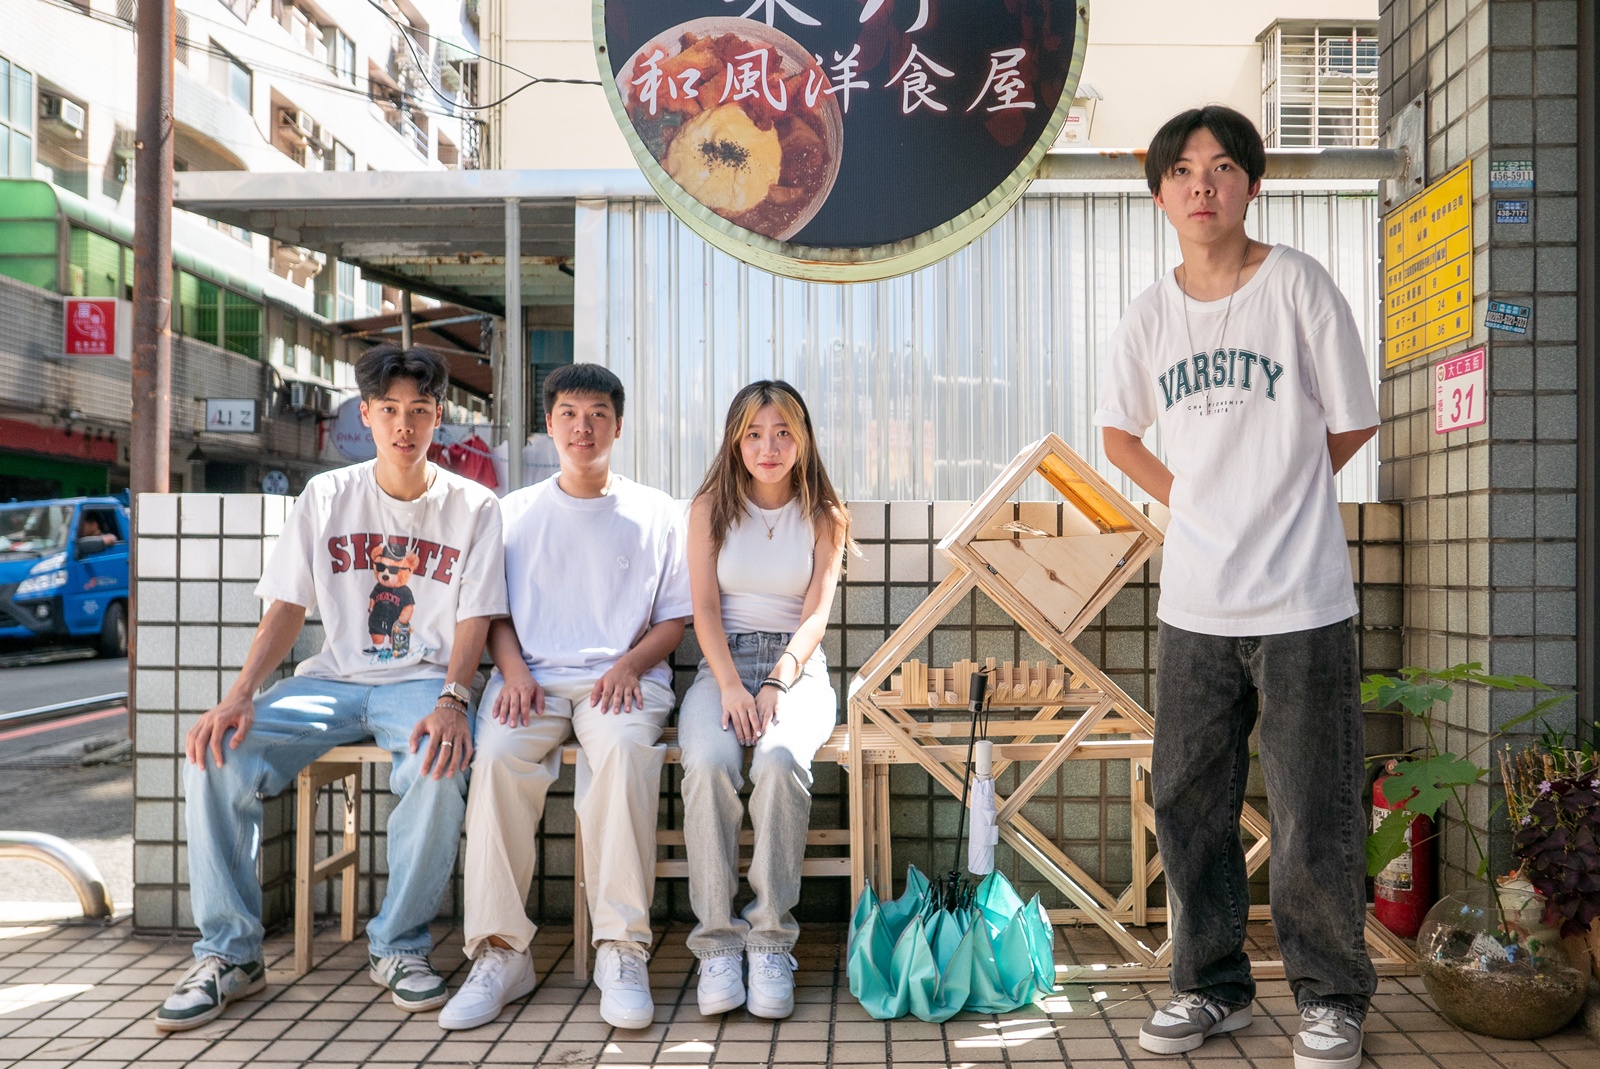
[715,498,814,635]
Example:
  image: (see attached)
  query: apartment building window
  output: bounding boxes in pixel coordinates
[308,326,334,380]
[317,261,358,321]
[326,28,356,84]
[213,46,252,111]
[281,312,299,370]
[0,56,35,178]
[175,271,264,359]
[329,139,355,171]
[1258,22,1378,148]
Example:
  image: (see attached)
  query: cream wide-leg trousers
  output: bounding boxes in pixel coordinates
[461,674,674,959]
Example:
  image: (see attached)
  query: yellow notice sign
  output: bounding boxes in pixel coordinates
[1383,160,1474,367]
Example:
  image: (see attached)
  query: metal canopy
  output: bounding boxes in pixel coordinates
[172,169,654,315]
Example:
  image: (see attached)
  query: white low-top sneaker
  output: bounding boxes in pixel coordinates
[369,952,449,1012]
[595,940,654,1030]
[696,954,745,1016]
[439,945,538,1031]
[745,950,798,1020]
[1293,1005,1363,1069]
[154,956,265,1032]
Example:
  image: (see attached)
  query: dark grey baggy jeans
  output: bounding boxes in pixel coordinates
[1152,617,1377,1017]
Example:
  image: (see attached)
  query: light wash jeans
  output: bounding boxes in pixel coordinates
[1153,618,1377,1017]
[678,632,837,959]
[184,674,470,965]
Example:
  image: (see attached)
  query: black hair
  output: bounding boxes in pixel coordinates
[543,363,626,422]
[354,344,449,403]
[1144,105,1266,195]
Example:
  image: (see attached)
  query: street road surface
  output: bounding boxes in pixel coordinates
[0,653,127,716]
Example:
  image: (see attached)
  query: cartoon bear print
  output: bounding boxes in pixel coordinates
[365,536,420,661]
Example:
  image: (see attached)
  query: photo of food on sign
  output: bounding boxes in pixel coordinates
[600,0,1082,253]
[621,19,842,241]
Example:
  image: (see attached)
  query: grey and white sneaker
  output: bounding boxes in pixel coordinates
[369,952,449,1012]
[696,953,745,1016]
[1293,1005,1363,1069]
[1137,991,1251,1054]
[595,940,654,1030]
[154,955,265,1032]
[438,945,538,1030]
[745,950,797,1020]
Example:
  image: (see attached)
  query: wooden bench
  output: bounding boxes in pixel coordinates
[292,724,906,980]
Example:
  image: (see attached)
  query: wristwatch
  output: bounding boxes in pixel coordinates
[439,681,471,706]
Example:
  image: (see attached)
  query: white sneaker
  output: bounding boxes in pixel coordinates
[745,950,797,1019]
[154,956,265,1032]
[369,952,449,1012]
[696,954,745,1016]
[439,945,538,1031]
[594,940,654,1029]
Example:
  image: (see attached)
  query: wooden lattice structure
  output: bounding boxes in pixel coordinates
[844,434,1416,981]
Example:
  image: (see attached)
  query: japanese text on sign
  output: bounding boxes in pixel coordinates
[1383,160,1474,368]
[1435,348,1486,435]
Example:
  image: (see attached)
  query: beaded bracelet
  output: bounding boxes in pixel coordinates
[759,677,790,694]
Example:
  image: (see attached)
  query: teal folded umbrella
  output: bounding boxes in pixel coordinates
[848,865,1056,1022]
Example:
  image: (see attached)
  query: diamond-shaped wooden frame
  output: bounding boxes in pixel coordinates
[844,435,1416,980]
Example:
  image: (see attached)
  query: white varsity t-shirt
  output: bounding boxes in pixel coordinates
[500,474,692,697]
[255,461,507,683]
[1093,244,1379,636]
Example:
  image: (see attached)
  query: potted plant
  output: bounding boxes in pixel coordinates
[1364,663,1586,1040]
[1502,727,1600,975]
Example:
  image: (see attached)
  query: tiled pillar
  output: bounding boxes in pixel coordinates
[1378,0,1582,888]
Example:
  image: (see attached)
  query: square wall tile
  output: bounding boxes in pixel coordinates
[179,494,222,535]
[222,495,264,536]
[139,494,179,535]
[848,500,887,541]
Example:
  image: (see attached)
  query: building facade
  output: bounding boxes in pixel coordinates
[0,0,484,498]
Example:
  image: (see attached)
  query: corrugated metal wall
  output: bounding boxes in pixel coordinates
[598,189,1382,503]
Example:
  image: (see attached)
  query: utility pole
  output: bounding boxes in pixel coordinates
[130,0,174,725]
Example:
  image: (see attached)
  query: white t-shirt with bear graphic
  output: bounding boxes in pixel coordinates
[256,460,507,684]
[1093,244,1379,637]
[499,473,692,698]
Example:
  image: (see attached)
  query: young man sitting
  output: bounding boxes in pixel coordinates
[1096,106,1379,1069]
[156,345,506,1031]
[439,363,691,1032]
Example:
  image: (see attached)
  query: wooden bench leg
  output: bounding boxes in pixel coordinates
[573,815,589,983]
[341,771,360,944]
[294,767,315,976]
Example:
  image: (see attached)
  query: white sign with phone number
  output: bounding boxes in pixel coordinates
[1435,347,1486,434]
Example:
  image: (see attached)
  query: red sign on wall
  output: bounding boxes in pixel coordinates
[64,298,121,356]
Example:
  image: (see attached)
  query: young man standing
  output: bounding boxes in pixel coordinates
[439,364,691,1032]
[1094,106,1379,1069]
[157,345,506,1031]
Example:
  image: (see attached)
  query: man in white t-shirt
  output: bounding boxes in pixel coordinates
[439,364,691,1033]
[1093,107,1378,1069]
[156,346,506,1033]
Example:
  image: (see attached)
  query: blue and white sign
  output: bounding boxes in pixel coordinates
[1485,300,1532,334]
[1494,200,1530,225]
[1489,159,1534,191]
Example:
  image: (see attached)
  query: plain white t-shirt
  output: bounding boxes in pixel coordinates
[499,473,692,697]
[715,499,813,635]
[256,461,507,683]
[1093,244,1379,636]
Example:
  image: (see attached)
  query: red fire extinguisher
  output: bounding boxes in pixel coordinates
[1372,759,1436,939]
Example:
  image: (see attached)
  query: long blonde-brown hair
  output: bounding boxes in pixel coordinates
[694,380,851,556]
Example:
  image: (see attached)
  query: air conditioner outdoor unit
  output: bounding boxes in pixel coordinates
[40,94,86,136]
[288,381,312,412]
[317,124,335,150]
[296,110,317,138]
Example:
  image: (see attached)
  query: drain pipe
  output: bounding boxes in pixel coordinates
[0,832,114,920]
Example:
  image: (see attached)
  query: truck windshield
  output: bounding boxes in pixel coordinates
[0,504,75,561]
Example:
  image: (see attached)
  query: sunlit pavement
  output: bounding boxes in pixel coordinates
[0,921,1594,1069]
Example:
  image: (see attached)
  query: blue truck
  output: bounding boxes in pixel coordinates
[0,497,130,657]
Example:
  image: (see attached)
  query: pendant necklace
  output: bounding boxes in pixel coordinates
[753,501,779,540]
[1180,242,1251,416]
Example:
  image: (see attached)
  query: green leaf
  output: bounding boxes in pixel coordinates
[1367,807,1414,877]
[1382,755,1484,817]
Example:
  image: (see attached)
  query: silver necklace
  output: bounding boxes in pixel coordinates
[1179,243,1251,415]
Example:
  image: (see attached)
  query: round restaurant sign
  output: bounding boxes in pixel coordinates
[595,1,1087,282]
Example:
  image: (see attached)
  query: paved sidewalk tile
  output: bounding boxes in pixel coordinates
[0,920,1594,1067]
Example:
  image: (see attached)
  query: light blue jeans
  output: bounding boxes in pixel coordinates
[678,632,837,958]
[184,674,470,965]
